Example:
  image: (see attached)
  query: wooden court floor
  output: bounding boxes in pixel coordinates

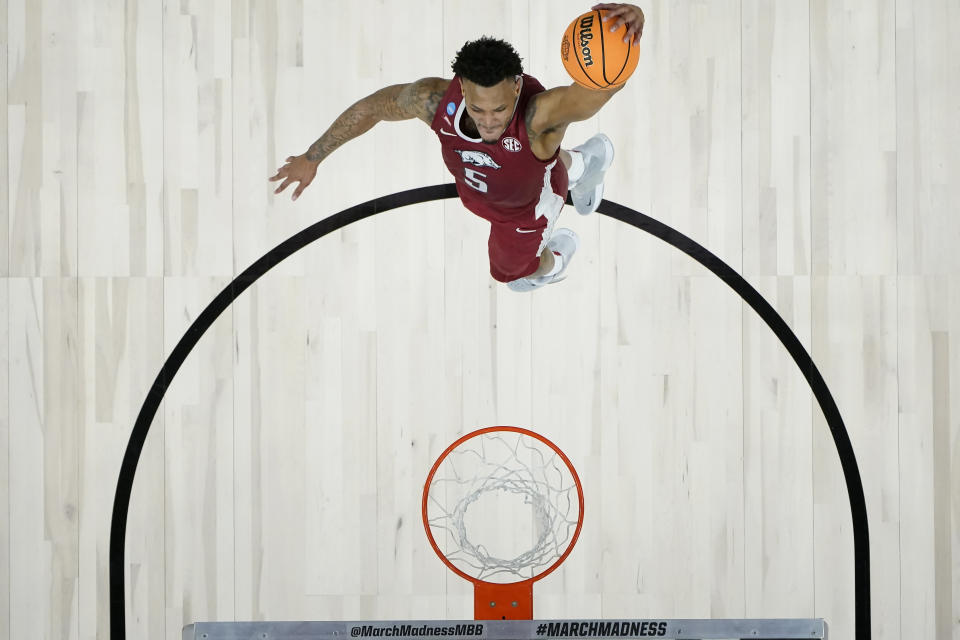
[1,1,958,639]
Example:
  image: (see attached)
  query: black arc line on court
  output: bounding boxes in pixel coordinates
[109,183,870,640]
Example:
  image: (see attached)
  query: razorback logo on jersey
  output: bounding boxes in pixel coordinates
[454,149,502,170]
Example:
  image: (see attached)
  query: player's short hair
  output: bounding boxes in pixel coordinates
[452,37,523,87]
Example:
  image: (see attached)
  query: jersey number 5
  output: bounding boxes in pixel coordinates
[463,168,488,193]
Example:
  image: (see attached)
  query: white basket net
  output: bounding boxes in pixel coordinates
[424,430,581,583]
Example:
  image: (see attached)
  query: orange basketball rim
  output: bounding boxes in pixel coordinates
[421,426,585,620]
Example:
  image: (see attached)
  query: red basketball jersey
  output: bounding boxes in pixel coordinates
[430,75,569,227]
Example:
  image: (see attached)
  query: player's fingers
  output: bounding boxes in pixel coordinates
[602,10,627,23]
[268,171,284,182]
[292,178,311,201]
[608,17,628,33]
[273,177,293,194]
[596,6,626,21]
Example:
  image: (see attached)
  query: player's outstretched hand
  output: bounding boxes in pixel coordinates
[591,3,645,46]
[269,154,319,201]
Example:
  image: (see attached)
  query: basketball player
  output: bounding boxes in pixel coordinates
[270,3,645,292]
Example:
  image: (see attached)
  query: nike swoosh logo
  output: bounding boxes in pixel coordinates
[440,129,457,137]
[516,228,539,234]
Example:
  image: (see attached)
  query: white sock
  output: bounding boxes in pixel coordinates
[542,251,563,278]
[565,150,585,185]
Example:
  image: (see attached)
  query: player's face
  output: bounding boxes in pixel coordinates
[461,77,522,144]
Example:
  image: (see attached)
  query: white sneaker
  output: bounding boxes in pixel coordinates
[569,133,615,215]
[507,229,580,292]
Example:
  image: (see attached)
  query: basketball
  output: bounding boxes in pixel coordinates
[561,9,639,89]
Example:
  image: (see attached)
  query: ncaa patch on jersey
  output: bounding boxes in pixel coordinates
[446,102,456,116]
[502,137,522,152]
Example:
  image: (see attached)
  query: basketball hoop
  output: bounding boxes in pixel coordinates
[421,427,584,620]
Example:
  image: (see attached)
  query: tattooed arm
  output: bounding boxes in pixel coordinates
[270,77,450,200]
[305,78,449,162]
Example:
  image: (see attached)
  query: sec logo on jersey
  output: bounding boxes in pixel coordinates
[502,137,522,152]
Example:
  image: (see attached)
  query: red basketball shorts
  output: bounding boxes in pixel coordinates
[485,190,565,283]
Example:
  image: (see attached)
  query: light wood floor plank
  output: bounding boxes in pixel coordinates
[0,0,9,280]
[2,2,959,638]
[0,278,9,640]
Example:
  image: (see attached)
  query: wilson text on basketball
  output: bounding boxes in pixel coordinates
[578,15,595,66]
